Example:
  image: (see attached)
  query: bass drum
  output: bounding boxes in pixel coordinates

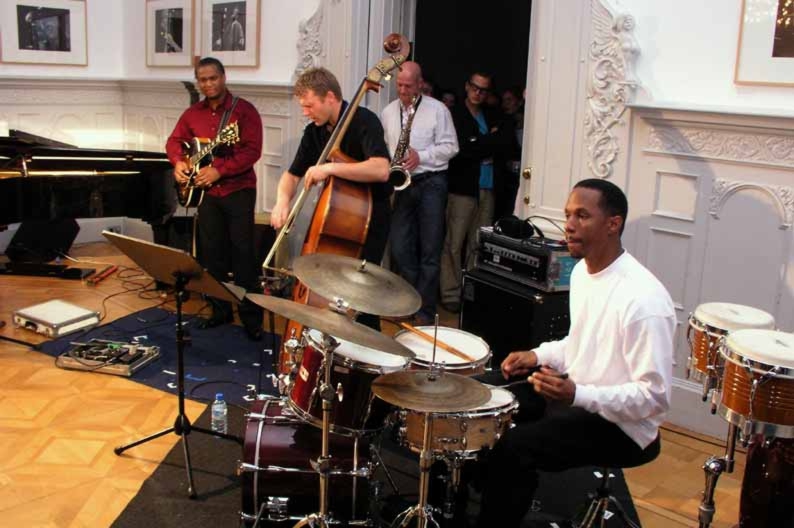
[738,435,794,527]
[239,399,372,526]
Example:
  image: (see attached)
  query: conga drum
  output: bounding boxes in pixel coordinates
[687,303,774,402]
[718,329,794,439]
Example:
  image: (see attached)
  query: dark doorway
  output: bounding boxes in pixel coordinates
[413,0,531,101]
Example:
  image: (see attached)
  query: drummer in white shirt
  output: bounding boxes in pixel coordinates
[474,178,676,527]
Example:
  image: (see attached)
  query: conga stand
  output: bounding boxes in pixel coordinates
[103,232,243,499]
[393,412,440,528]
[697,423,739,528]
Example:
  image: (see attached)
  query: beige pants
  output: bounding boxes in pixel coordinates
[440,189,494,305]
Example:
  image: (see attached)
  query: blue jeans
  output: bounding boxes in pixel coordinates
[389,171,448,320]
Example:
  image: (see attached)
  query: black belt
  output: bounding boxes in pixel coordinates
[411,170,446,182]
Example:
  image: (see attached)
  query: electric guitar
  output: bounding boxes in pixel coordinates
[176,122,240,208]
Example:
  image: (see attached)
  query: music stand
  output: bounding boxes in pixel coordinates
[103,231,243,498]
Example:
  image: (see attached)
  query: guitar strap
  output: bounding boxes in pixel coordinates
[219,96,239,132]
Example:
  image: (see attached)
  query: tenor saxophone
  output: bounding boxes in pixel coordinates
[388,96,418,191]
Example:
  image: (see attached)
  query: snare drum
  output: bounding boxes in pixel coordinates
[399,386,518,458]
[687,303,774,400]
[718,329,794,439]
[289,329,408,436]
[395,326,491,377]
[240,398,371,526]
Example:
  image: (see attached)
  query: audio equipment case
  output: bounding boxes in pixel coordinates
[460,268,570,367]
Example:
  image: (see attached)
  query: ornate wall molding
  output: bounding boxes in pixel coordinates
[585,0,640,179]
[294,2,325,80]
[646,124,794,169]
[710,178,794,229]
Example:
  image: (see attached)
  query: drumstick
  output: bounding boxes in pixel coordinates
[398,322,475,362]
[503,372,569,388]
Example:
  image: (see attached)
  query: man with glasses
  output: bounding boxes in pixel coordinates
[440,72,515,313]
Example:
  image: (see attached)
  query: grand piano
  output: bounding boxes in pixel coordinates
[0,129,176,265]
[0,129,175,226]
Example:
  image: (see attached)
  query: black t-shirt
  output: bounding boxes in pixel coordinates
[288,101,392,264]
[288,101,392,202]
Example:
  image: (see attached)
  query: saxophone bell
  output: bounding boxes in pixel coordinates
[388,164,411,191]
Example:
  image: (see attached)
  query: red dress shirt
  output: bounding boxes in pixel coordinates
[166,91,262,198]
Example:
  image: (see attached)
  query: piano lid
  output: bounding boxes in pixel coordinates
[0,130,175,226]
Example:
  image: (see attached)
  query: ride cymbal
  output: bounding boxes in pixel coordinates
[371,370,491,413]
[246,294,415,359]
[292,254,421,317]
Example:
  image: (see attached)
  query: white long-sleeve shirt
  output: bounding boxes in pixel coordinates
[381,95,459,174]
[534,251,675,449]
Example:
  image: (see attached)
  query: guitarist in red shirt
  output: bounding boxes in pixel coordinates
[166,57,264,340]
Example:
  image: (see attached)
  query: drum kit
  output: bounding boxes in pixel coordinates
[240,254,512,527]
[687,302,794,528]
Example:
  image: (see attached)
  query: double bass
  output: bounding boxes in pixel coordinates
[263,34,410,373]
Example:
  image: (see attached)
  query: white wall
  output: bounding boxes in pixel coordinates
[626,0,794,113]
[0,0,320,84]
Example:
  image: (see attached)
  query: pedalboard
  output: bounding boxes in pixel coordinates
[56,339,160,377]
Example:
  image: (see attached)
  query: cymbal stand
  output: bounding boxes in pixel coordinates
[114,272,241,498]
[294,332,341,528]
[392,411,440,528]
[697,423,739,528]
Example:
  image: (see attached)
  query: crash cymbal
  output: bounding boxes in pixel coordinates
[371,370,491,413]
[246,294,415,359]
[292,254,421,317]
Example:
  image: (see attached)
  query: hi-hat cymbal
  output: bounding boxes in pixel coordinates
[371,370,491,413]
[292,254,421,317]
[246,294,415,359]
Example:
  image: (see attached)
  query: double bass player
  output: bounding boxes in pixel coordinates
[270,67,392,330]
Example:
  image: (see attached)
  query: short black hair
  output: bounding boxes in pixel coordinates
[195,57,225,76]
[573,178,628,234]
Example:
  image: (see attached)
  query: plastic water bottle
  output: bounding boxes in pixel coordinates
[211,393,228,435]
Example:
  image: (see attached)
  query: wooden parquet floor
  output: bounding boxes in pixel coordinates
[0,242,742,527]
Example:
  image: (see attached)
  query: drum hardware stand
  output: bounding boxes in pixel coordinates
[294,332,342,528]
[697,423,739,528]
[440,455,464,523]
[392,411,441,528]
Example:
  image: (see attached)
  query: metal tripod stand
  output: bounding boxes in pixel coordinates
[104,232,244,498]
[577,468,640,528]
[392,412,440,528]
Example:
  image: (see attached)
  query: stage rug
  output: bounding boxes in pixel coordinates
[37,307,281,406]
[111,404,641,527]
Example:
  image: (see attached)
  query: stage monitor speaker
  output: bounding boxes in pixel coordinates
[5,219,80,263]
[460,268,570,367]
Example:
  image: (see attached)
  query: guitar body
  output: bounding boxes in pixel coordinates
[173,123,239,209]
[176,138,209,208]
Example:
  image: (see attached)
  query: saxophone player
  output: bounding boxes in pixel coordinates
[381,61,459,325]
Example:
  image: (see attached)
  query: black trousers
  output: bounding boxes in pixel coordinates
[472,370,661,527]
[197,188,262,329]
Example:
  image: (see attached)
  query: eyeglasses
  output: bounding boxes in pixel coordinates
[467,81,490,95]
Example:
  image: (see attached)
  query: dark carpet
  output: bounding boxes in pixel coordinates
[111,400,641,527]
[37,307,281,405]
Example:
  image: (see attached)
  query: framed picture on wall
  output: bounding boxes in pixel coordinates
[201,0,259,67]
[0,0,87,65]
[735,0,794,85]
[146,0,195,67]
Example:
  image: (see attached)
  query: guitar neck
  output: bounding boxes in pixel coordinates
[190,138,220,166]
